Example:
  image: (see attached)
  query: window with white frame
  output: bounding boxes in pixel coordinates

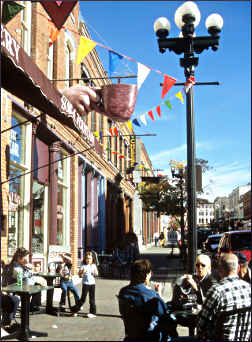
[21,1,32,55]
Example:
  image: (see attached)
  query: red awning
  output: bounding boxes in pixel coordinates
[1,24,95,146]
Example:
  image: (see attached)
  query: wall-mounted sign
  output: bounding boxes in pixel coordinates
[130,136,136,168]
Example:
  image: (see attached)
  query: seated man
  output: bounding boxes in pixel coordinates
[172,254,216,310]
[197,253,251,341]
[118,259,177,341]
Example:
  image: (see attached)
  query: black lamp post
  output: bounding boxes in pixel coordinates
[154,2,223,273]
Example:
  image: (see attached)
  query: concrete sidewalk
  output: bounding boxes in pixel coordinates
[4,246,189,341]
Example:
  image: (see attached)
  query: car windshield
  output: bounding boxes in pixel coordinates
[208,237,221,244]
[230,233,251,251]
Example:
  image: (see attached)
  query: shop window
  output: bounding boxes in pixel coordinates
[32,181,45,254]
[47,43,54,80]
[114,135,118,167]
[56,150,69,245]
[7,111,28,259]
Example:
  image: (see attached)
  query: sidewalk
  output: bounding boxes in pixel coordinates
[4,246,189,341]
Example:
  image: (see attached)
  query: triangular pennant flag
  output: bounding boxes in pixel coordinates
[48,22,60,47]
[139,114,147,126]
[109,51,123,77]
[156,105,161,118]
[93,131,99,137]
[147,110,155,121]
[99,131,103,140]
[109,128,114,137]
[2,1,25,25]
[114,127,119,137]
[106,147,110,151]
[132,119,141,127]
[119,155,125,159]
[76,36,97,64]
[127,121,133,131]
[137,62,150,90]
[112,151,119,154]
[41,1,77,30]
[175,91,184,104]
[161,75,176,99]
[164,100,172,110]
[139,165,144,169]
[157,174,164,177]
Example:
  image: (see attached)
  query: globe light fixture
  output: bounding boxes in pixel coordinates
[153,1,223,273]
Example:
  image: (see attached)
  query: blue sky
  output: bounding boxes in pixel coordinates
[79,1,251,202]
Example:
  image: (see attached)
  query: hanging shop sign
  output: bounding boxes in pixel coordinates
[1,25,94,146]
[130,136,136,168]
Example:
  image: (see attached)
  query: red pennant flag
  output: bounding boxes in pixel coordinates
[119,155,125,159]
[114,127,118,136]
[112,151,118,154]
[161,75,176,99]
[48,22,60,47]
[148,110,155,121]
[157,174,163,177]
[109,128,114,137]
[41,1,77,30]
[156,105,161,118]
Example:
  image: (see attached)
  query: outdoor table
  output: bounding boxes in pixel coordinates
[37,272,62,315]
[172,309,198,336]
[2,283,53,341]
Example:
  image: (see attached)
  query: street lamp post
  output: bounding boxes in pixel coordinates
[154,1,223,273]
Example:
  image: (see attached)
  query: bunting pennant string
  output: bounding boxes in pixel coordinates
[175,91,184,104]
[147,110,155,121]
[156,105,161,118]
[119,155,125,159]
[126,121,133,131]
[48,22,60,46]
[93,131,99,137]
[109,50,123,77]
[137,62,151,90]
[113,127,119,137]
[139,114,147,126]
[109,128,114,136]
[76,36,97,64]
[164,100,172,110]
[132,119,141,127]
[161,75,177,99]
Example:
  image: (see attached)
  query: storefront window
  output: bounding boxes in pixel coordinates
[56,150,69,245]
[8,113,27,260]
[32,181,45,254]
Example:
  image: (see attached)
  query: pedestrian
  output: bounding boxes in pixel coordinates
[78,251,99,318]
[2,247,41,313]
[153,231,159,247]
[159,232,165,248]
[235,252,251,283]
[57,253,80,313]
[197,253,251,341]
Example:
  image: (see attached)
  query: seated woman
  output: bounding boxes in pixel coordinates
[1,261,20,332]
[2,248,42,313]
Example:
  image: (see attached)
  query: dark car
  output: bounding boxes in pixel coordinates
[217,230,251,262]
[197,228,212,249]
[203,233,223,254]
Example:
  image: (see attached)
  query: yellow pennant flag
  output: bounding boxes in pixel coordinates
[139,165,144,169]
[93,131,99,137]
[175,91,184,104]
[76,36,97,64]
[127,121,133,131]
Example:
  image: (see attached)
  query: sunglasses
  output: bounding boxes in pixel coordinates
[196,263,206,268]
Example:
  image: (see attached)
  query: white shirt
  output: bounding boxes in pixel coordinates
[80,264,98,285]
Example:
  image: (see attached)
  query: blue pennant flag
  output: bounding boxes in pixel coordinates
[132,119,141,127]
[109,50,123,77]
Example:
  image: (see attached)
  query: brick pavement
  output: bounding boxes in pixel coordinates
[3,245,190,341]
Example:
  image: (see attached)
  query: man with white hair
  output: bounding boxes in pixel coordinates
[197,253,251,341]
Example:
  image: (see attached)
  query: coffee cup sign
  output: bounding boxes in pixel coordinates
[93,84,138,122]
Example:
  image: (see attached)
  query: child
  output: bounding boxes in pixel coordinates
[78,252,98,318]
[57,253,80,312]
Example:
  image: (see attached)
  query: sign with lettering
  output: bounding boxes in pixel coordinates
[1,25,95,146]
[48,245,70,263]
[130,136,136,168]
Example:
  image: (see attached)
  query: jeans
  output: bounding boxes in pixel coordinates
[2,294,20,324]
[60,280,80,306]
[80,284,96,314]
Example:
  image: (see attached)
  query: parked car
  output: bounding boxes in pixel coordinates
[217,230,251,262]
[197,228,213,249]
[202,233,223,254]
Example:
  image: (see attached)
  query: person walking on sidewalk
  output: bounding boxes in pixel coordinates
[153,232,159,247]
[78,251,99,318]
[57,253,80,311]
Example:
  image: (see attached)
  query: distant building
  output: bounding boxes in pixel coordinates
[214,196,230,220]
[228,184,251,219]
[197,198,214,228]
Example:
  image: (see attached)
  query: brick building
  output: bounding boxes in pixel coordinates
[1,2,139,272]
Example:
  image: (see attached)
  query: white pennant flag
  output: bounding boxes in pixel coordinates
[139,114,147,126]
[137,62,150,90]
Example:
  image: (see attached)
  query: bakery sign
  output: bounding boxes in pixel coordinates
[1,25,94,146]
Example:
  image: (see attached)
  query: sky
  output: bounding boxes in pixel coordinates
[79,1,251,202]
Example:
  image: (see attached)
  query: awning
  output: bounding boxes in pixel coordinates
[1,24,94,146]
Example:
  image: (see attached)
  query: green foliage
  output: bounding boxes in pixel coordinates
[138,179,184,216]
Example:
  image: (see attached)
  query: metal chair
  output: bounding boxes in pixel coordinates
[215,306,251,341]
